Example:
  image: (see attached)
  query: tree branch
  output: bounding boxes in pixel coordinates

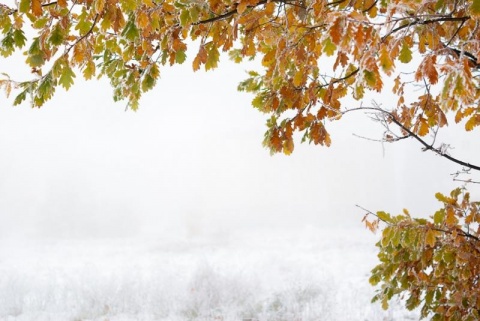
[357,205,480,242]
[343,107,480,171]
[5,2,58,15]
[194,0,308,26]
[382,15,470,41]
[194,0,269,25]
[316,68,359,89]
[67,14,99,53]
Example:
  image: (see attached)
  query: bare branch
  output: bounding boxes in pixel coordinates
[343,106,480,172]
[382,15,470,41]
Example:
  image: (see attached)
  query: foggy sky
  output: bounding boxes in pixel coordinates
[0,53,478,239]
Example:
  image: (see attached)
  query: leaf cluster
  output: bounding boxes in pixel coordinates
[1,0,478,138]
[367,189,480,321]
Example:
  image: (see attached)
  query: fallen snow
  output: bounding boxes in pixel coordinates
[0,226,419,321]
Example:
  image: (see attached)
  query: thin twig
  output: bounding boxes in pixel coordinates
[342,106,480,171]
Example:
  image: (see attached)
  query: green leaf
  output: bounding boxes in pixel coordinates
[59,63,76,90]
[13,87,28,105]
[75,9,93,35]
[364,70,376,88]
[435,0,445,11]
[251,93,266,109]
[406,293,420,310]
[377,211,392,223]
[381,226,393,247]
[175,50,187,64]
[13,29,27,48]
[141,64,159,92]
[141,74,155,92]
[471,0,480,15]
[443,250,455,264]
[0,31,14,57]
[120,0,136,13]
[48,24,64,46]
[189,6,200,23]
[28,37,41,55]
[322,37,336,56]
[179,9,190,26]
[399,42,412,63]
[129,99,139,111]
[121,19,139,42]
[369,273,381,285]
[433,209,445,225]
[228,49,243,63]
[450,188,462,198]
[32,17,49,29]
[26,54,45,68]
[37,72,54,98]
[19,0,30,14]
[82,61,96,80]
[381,296,389,310]
[425,290,434,305]
[435,192,447,202]
[205,45,219,70]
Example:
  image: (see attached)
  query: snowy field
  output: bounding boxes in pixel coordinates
[0,226,419,321]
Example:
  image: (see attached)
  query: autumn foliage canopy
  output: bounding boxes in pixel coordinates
[1,0,480,319]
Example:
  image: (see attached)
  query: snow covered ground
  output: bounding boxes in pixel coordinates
[0,226,419,321]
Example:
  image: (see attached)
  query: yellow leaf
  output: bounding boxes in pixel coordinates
[379,45,394,75]
[283,138,294,155]
[82,60,95,80]
[142,0,154,7]
[367,4,377,18]
[425,229,436,247]
[261,49,276,67]
[292,70,303,87]
[465,114,480,131]
[94,0,105,14]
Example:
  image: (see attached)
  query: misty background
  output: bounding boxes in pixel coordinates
[0,55,476,241]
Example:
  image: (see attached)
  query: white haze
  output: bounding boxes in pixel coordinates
[0,59,475,238]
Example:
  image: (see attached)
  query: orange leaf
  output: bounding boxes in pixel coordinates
[418,119,429,136]
[136,11,149,29]
[32,0,42,16]
[445,207,458,227]
[237,1,248,14]
[329,18,343,45]
[264,2,275,15]
[424,56,439,85]
[333,51,348,71]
